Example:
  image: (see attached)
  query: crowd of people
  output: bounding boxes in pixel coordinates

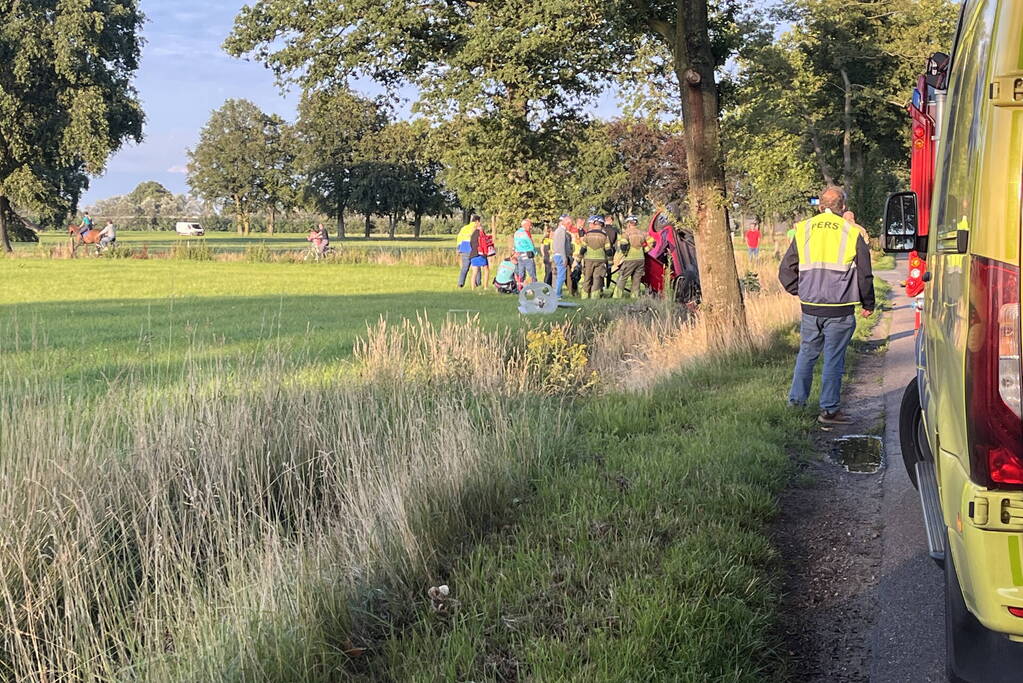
[455,213,655,299]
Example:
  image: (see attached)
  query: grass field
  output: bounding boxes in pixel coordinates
[22,231,452,253]
[0,248,830,680]
[1,258,579,389]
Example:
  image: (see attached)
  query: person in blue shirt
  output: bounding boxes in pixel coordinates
[513,219,537,284]
[493,254,518,294]
[78,212,94,239]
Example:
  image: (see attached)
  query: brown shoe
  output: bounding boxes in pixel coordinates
[818,410,854,425]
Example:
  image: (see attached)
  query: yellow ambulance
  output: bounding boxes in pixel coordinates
[884,0,1023,679]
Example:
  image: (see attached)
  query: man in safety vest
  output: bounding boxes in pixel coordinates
[614,216,653,299]
[779,186,875,426]
[579,216,612,299]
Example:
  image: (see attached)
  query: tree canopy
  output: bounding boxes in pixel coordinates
[0,0,144,250]
[187,99,294,235]
[725,0,959,229]
[294,88,385,238]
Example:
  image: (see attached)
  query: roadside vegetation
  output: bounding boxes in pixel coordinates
[0,248,820,679]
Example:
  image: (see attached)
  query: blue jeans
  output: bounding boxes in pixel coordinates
[516,253,537,282]
[553,254,567,296]
[788,313,856,413]
[457,253,472,287]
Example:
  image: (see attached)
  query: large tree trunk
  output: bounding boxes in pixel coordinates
[388,214,397,240]
[267,206,276,235]
[234,196,243,234]
[336,210,346,240]
[413,211,422,239]
[364,213,372,238]
[658,0,751,353]
[0,196,11,253]
[841,68,854,197]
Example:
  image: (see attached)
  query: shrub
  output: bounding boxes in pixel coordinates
[169,240,214,261]
[244,242,275,263]
[525,326,598,395]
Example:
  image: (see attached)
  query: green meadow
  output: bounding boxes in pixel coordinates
[27,230,452,252]
[1,257,570,388]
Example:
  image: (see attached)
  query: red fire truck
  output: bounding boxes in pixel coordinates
[902,52,950,325]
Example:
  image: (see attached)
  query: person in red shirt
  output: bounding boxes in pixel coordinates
[745,220,762,266]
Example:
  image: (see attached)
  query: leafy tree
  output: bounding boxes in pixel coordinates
[294,88,384,239]
[619,0,758,348]
[727,0,958,231]
[0,0,144,251]
[256,116,298,235]
[606,119,688,217]
[226,0,612,222]
[370,121,450,238]
[188,99,287,235]
[437,114,579,226]
[127,181,173,206]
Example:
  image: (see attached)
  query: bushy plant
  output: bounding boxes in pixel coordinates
[244,242,275,263]
[169,240,214,261]
[525,326,598,395]
[741,271,762,295]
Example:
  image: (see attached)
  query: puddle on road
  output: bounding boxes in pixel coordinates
[828,435,884,474]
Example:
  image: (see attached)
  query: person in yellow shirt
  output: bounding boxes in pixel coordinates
[455,214,482,288]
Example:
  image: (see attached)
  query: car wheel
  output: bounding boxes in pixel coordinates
[899,376,931,489]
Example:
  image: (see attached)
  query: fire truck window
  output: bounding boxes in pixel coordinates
[933,0,996,245]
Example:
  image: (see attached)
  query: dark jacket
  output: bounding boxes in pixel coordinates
[469,228,480,258]
[779,234,876,318]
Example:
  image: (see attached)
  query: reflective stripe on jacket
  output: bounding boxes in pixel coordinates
[795,210,861,307]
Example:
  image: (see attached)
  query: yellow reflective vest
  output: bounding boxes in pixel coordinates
[794,210,862,307]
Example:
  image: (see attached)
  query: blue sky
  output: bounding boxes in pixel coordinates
[83,1,299,204]
[84,1,625,206]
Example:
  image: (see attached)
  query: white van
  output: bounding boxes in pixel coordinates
[175,222,205,236]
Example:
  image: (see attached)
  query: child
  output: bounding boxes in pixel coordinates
[494,254,518,294]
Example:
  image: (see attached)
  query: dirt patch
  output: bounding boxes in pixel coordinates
[774,317,891,681]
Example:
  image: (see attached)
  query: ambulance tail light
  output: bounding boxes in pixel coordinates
[967,256,1023,488]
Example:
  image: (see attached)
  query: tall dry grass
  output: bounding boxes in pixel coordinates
[0,324,571,680]
[0,251,803,680]
[589,253,800,391]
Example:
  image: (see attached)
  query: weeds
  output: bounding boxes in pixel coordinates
[0,326,569,680]
[244,241,275,263]
[169,240,214,261]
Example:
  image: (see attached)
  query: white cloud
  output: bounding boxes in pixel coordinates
[167,165,188,174]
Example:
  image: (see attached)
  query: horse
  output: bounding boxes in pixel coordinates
[68,225,103,255]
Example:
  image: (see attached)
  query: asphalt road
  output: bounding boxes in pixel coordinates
[869,265,945,682]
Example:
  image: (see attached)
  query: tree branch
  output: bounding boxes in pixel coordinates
[630,0,675,44]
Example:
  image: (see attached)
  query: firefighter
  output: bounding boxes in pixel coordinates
[779,186,876,425]
[615,216,653,299]
[579,216,612,300]
[603,213,619,289]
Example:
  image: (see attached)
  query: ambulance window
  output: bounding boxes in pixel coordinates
[934,0,996,246]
